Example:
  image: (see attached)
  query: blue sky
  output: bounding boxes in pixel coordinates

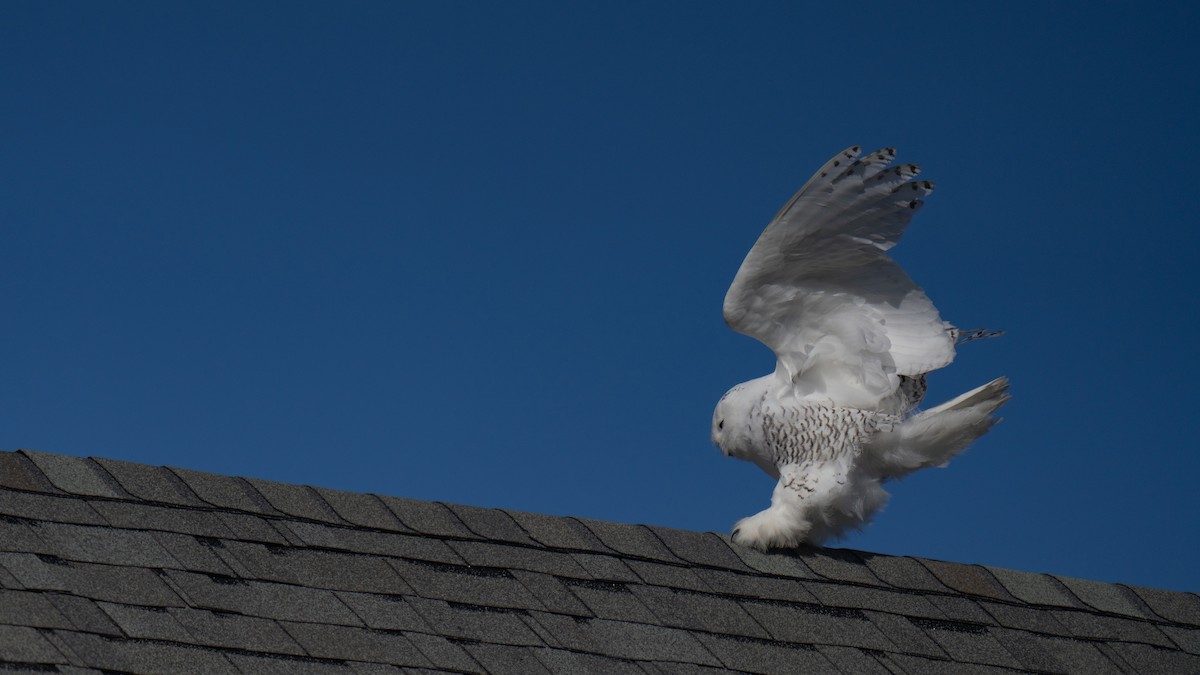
[3,2,1198,592]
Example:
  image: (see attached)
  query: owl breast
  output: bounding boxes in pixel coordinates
[762,403,890,465]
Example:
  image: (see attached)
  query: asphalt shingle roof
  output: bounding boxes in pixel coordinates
[1,448,1197,674]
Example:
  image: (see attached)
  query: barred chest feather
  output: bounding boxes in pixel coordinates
[759,402,897,465]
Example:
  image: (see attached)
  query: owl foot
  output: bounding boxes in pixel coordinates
[731,507,812,551]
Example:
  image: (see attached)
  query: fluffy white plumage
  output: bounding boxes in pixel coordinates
[713,146,1009,550]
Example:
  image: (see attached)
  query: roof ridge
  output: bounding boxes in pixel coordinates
[2,449,1197,673]
[2,448,1187,602]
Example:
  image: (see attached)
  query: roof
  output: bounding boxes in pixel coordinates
[0,449,1197,674]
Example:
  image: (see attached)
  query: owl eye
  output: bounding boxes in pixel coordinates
[718,420,724,430]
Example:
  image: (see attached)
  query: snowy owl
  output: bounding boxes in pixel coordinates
[713,145,1009,551]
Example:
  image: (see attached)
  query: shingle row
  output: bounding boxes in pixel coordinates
[3,449,1199,675]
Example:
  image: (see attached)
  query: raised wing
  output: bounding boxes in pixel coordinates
[723,146,956,408]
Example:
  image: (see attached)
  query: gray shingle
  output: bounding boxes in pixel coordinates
[719,536,820,580]
[917,621,1023,669]
[925,595,995,625]
[281,622,432,667]
[151,532,237,576]
[0,559,21,586]
[740,599,895,651]
[91,501,235,538]
[1093,642,1136,673]
[1051,608,1175,647]
[643,662,730,675]
[0,519,52,557]
[509,570,592,617]
[0,624,69,665]
[815,645,893,675]
[806,580,947,619]
[800,548,884,586]
[885,652,1016,675]
[390,558,540,611]
[695,633,836,674]
[646,528,753,572]
[0,563,23,590]
[519,612,562,647]
[630,560,713,593]
[53,630,240,674]
[571,519,684,564]
[570,553,641,583]
[92,457,208,507]
[207,544,253,578]
[535,648,647,675]
[377,497,477,539]
[630,585,770,639]
[547,615,719,665]
[978,599,1073,636]
[459,643,552,675]
[163,569,362,626]
[314,489,412,532]
[863,610,948,658]
[0,552,70,591]
[38,631,86,669]
[919,560,1018,602]
[349,664,404,674]
[283,521,464,565]
[693,567,818,604]
[0,589,73,630]
[861,554,953,592]
[0,452,60,493]
[1125,585,1200,625]
[1054,575,1151,619]
[170,469,278,515]
[18,451,128,499]
[503,510,613,552]
[1107,642,1200,673]
[46,594,123,636]
[224,542,413,595]
[334,592,431,632]
[170,607,306,655]
[402,632,480,672]
[245,480,346,524]
[444,503,538,546]
[1163,625,1200,655]
[521,610,601,653]
[97,602,193,642]
[987,626,1122,675]
[0,489,107,526]
[564,579,658,622]
[213,512,290,545]
[33,521,178,568]
[272,518,308,545]
[55,667,115,675]
[406,596,543,646]
[222,651,350,674]
[984,567,1086,609]
[449,540,590,577]
[54,563,186,607]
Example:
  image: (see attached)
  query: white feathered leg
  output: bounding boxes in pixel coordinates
[732,459,890,549]
[731,471,813,550]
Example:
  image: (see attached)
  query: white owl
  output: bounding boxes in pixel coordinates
[713,146,1009,550]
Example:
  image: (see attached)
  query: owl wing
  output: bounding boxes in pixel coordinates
[723,146,956,409]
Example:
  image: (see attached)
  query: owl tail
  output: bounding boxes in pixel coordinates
[953,327,1005,345]
[864,376,1010,480]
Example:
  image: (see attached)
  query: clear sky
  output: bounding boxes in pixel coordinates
[4,2,1198,592]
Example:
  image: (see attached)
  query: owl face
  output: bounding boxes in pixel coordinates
[711,375,771,460]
